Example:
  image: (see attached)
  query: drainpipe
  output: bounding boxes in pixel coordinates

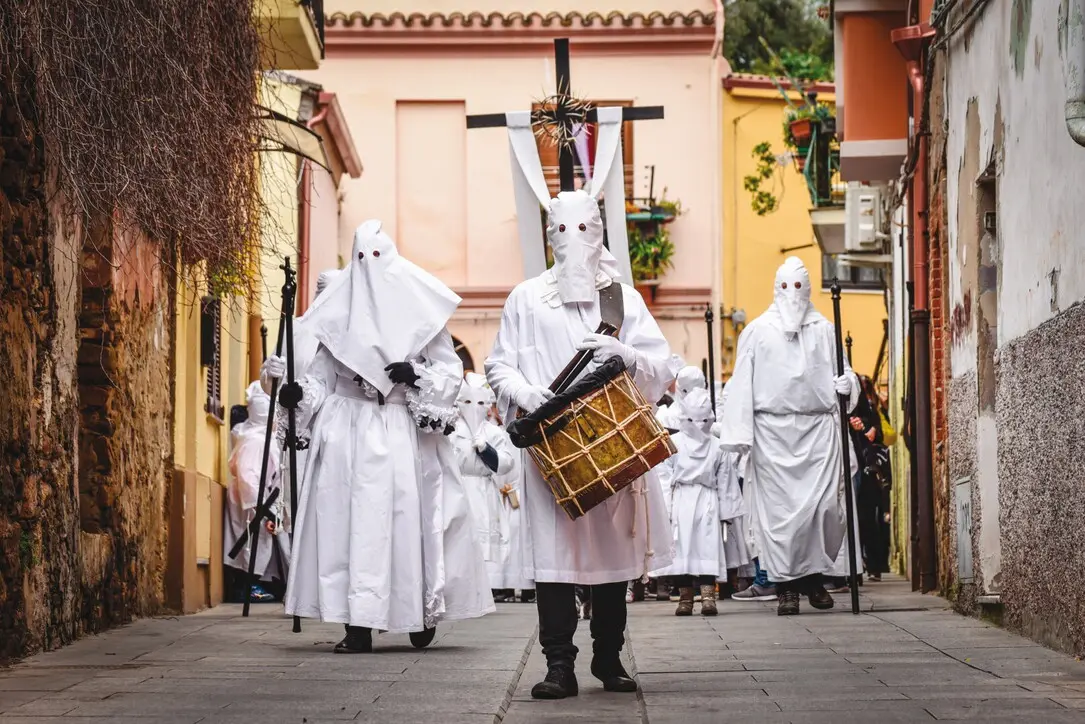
[296,103,330,314]
[1067,0,1085,146]
[893,22,938,594]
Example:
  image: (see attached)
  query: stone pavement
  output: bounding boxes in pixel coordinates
[2,578,1085,723]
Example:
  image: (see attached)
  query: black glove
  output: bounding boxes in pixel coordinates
[385,362,421,389]
[279,381,303,410]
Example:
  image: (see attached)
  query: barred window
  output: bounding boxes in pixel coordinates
[201,296,224,423]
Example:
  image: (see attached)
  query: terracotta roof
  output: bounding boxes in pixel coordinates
[723,73,835,94]
[326,10,716,31]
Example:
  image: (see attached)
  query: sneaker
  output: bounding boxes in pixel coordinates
[625,588,634,604]
[776,590,801,616]
[732,583,777,602]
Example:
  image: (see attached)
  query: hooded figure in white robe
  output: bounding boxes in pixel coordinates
[718,257,859,615]
[450,373,532,593]
[649,388,729,616]
[224,381,290,593]
[656,365,706,431]
[264,221,494,652]
[485,190,674,698]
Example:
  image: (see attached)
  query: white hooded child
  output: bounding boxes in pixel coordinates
[263,221,494,653]
[718,256,859,616]
[224,380,290,601]
[656,365,707,431]
[450,373,529,599]
[649,387,731,617]
[485,189,674,699]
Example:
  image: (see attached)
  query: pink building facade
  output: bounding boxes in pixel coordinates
[304,1,724,376]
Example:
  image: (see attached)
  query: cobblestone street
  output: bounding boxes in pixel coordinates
[1,579,1084,723]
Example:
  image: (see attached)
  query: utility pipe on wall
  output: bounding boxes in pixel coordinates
[893,22,938,594]
[1067,0,1085,146]
[296,103,330,314]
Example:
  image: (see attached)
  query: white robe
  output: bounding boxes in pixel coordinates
[485,273,674,584]
[283,330,494,632]
[650,432,728,579]
[719,307,858,583]
[223,421,289,581]
[717,450,753,574]
[451,420,532,589]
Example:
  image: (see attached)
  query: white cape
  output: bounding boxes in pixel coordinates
[284,331,494,632]
[485,276,675,584]
[719,306,858,583]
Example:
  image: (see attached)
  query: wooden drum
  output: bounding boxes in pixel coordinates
[521,366,675,521]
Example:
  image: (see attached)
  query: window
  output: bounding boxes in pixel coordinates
[201,296,224,422]
[452,336,475,373]
[533,101,635,199]
[821,255,884,291]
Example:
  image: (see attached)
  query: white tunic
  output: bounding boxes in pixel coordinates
[719,307,858,583]
[284,330,494,632]
[485,273,674,584]
[650,432,728,578]
[223,421,289,581]
[717,450,753,574]
[450,420,532,589]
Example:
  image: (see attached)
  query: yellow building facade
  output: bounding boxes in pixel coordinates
[167,6,321,610]
[721,76,887,380]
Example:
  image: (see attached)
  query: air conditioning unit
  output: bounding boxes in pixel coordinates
[844,182,885,252]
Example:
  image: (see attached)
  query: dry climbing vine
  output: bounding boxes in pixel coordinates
[0,0,265,294]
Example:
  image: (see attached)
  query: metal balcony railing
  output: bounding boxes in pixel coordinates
[801,124,842,208]
[301,0,325,57]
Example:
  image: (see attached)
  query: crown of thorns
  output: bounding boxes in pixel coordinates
[531,92,593,148]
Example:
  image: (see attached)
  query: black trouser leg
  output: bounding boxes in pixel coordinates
[536,583,579,668]
[777,574,823,595]
[588,582,627,662]
[696,575,716,587]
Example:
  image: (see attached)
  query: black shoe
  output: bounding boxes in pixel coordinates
[409,627,436,649]
[590,658,638,693]
[777,591,800,616]
[806,586,835,610]
[520,589,536,603]
[530,665,579,699]
[334,625,372,653]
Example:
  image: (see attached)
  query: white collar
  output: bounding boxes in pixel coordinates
[539,267,616,308]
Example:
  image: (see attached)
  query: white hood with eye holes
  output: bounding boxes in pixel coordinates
[300,220,461,396]
[545,190,623,304]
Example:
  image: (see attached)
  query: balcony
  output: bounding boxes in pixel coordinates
[257,0,324,71]
[800,121,847,255]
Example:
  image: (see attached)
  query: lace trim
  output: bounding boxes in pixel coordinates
[406,361,457,431]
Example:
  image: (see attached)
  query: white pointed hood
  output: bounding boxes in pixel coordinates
[300,220,461,396]
[769,256,823,337]
[545,190,622,304]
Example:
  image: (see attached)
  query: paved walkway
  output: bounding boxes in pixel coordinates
[2,578,1085,723]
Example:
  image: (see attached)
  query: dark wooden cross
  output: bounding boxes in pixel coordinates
[466,38,665,194]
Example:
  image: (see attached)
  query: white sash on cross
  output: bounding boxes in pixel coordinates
[586,107,633,284]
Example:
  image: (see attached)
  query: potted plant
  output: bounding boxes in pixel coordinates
[629,225,676,303]
[784,102,834,171]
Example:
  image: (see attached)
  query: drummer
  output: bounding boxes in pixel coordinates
[485,189,675,700]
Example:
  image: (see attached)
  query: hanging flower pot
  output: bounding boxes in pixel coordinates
[794,146,810,172]
[789,118,814,145]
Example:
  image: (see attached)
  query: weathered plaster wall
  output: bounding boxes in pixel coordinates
[940,0,1085,653]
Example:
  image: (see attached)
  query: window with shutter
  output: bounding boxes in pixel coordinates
[201,297,224,423]
[532,100,635,200]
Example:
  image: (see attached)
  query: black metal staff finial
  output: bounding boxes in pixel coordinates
[705,305,717,418]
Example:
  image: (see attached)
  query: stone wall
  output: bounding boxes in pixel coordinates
[0,94,174,662]
[0,94,81,661]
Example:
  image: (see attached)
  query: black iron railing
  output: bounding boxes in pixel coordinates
[301,0,325,57]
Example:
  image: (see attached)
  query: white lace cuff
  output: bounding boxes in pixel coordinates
[406,361,457,432]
